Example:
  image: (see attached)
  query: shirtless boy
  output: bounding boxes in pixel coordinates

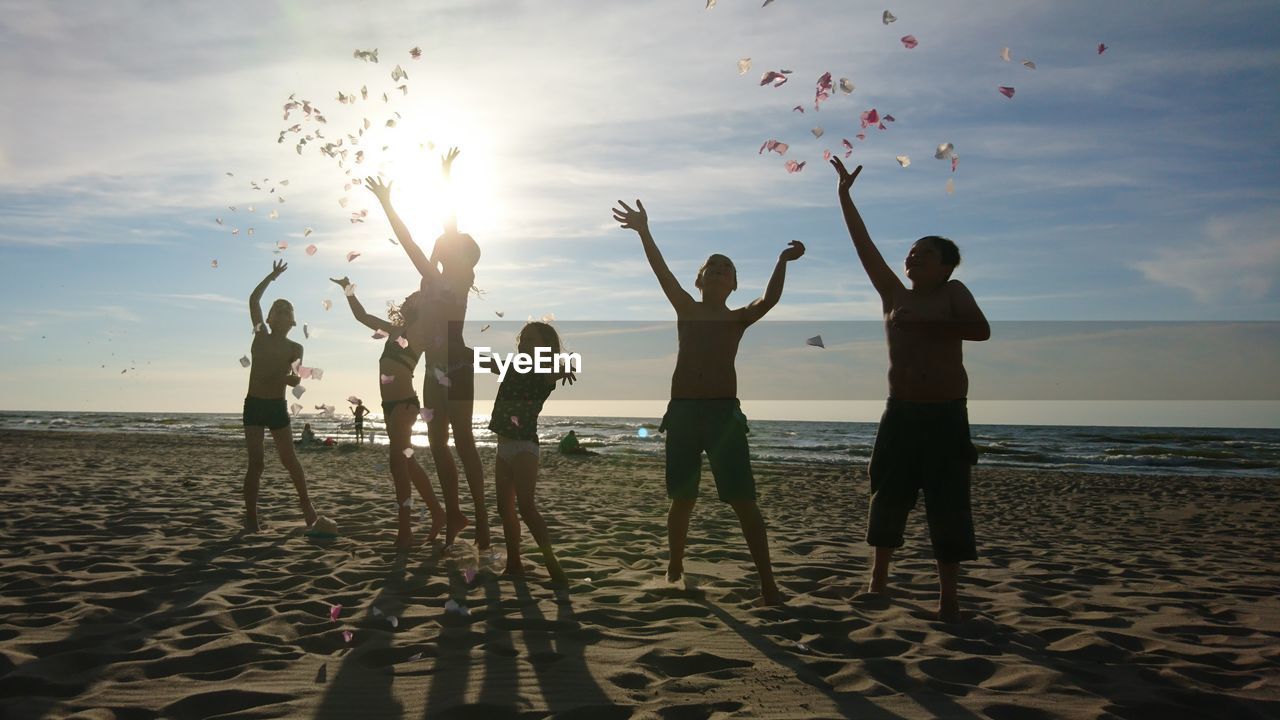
[831,159,991,622]
[613,199,804,607]
[242,260,320,532]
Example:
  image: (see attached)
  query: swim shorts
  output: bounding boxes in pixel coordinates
[495,435,540,463]
[243,395,290,430]
[381,395,421,419]
[866,398,979,563]
[659,398,754,503]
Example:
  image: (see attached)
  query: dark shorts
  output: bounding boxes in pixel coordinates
[243,395,290,430]
[660,398,755,503]
[381,395,420,420]
[422,351,475,421]
[866,398,978,563]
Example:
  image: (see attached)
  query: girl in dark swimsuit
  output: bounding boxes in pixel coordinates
[331,276,445,549]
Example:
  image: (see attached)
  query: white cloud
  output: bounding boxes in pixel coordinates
[1134,210,1280,304]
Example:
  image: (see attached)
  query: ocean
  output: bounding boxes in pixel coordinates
[3,411,1277,479]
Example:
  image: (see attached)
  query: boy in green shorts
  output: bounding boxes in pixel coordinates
[612,199,805,606]
[830,158,991,622]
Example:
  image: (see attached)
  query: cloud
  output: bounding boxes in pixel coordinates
[1134,210,1280,304]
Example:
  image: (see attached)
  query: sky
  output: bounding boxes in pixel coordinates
[1,0,1277,427]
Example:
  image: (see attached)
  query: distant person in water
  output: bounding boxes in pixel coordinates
[332,276,447,549]
[365,147,488,550]
[351,401,370,445]
[485,321,576,583]
[831,158,991,622]
[241,260,326,533]
[612,198,805,607]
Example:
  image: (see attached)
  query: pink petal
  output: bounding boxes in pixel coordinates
[859,108,879,129]
[784,160,806,174]
[900,35,918,49]
[410,46,422,59]
[419,408,434,423]
[823,150,832,161]
[330,604,342,622]
[758,70,792,87]
[396,336,409,348]
[510,415,520,427]
[883,114,895,122]
[381,374,395,385]
[277,240,288,250]
[306,244,318,256]
[998,86,1016,99]
[346,251,361,262]
[952,154,959,172]
[792,105,804,113]
[402,447,414,458]
[343,630,353,643]
[434,368,451,387]
[856,132,866,141]
[464,568,477,583]
[814,72,833,111]
[372,329,389,339]
[758,139,789,156]
[1097,43,1107,55]
[842,138,853,159]
[211,260,218,269]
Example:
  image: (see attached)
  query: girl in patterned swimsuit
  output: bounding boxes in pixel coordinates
[485,322,576,583]
[331,276,446,550]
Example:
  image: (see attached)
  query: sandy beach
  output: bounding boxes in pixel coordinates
[0,429,1276,719]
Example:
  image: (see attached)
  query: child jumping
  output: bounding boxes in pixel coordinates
[331,276,447,549]
[242,260,324,533]
[830,158,991,622]
[365,148,487,550]
[484,322,576,583]
[612,199,804,607]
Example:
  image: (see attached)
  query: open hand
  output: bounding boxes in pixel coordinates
[364,175,392,202]
[441,147,460,176]
[269,259,288,279]
[830,158,863,195]
[612,199,649,233]
[559,371,577,386]
[329,276,351,289]
[779,240,806,262]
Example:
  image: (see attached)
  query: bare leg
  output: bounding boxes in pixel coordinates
[869,546,894,594]
[728,499,783,606]
[388,403,444,546]
[427,416,468,545]
[511,452,566,584]
[666,498,696,583]
[937,561,960,622]
[270,426,317,527]
[243,426,267,532]
[494,455,522,575]
[407,457,444,543]
[450,398,489,550]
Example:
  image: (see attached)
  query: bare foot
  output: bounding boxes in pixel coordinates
[761,585,785,607]
[424,505,445,543]
[936,598,960,623]
[444,511,469,547]
[395,530,414,551]
[244,514,262,533]
[503,562,524,576]
[666,563,683,584]
[302,504,319,528]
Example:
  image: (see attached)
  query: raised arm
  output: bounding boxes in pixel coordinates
[741,240,805,325]
[441,147,459,237]
[329,277,397,334]
[830,159,903,303]
[365,176,443,285]
[249,260,287,331]
[611,199,695,312]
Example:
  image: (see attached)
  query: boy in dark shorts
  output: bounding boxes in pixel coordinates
[242,261,323,533]
[830,158,991,622]
[612,199,805,607]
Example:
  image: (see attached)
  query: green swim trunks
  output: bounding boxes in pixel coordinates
[660,398,754,503]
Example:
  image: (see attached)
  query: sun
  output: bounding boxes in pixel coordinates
[356,104,501,243]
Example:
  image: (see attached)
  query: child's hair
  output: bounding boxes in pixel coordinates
[267,298,294,323]
[386,291,421,326]
[920,236,961,267]
[434,232,481,270]
[517,321,562,355]
[695,254,738,291]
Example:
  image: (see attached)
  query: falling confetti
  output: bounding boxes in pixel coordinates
[1098,43,1107,55]
[900,35,918,49]
[381,374,395,385]
[346,251,361,262]
[495,311,505,318]
[823,150,832,161]
[306,244,318,256]
[434,367,451,387]
[353,48,378,63]
[1022,59,1036,69]
[303,324,310,339]
[759,139,789,155]
[859,108,880,128]
[811,127,824,138]
[481,324,491,332]
[277,239,288,250]
[444,599,470,616]
[292,386,306,399]
[806,335,825,348]
[231,228,239,236]
[290,403,303,415]
[464,568,477,583]
[311,368,325,381]
[759,70,792,87]
[784,160,806,174]
[211,260,218,269]
[403,447,414,458]
[343,630,354,643]
[814,72,833,111]
[792,105,804,113]
[511,416,520,427]
[895,155,911,167]
[304,227,314,237]
[239,355,251,368]
[882,10,896,24]
[998,86,1016,99]
[839,77,854,94]
[269,209,279,219]
[410,46,422,59]
[842,138,853,158]
[419,408,433,423]
[946,178,955,194]
[935,142,955,160]
[705,0,715,7]
[215,218,223,225]
[952,154,959,172]
[323,299,333,311]
[391,64,408,82]
[247,227,255,236]
[372,329,389,340]
[1000,47,1011,62]
[737,58,751,75]
[396,336,409,348]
